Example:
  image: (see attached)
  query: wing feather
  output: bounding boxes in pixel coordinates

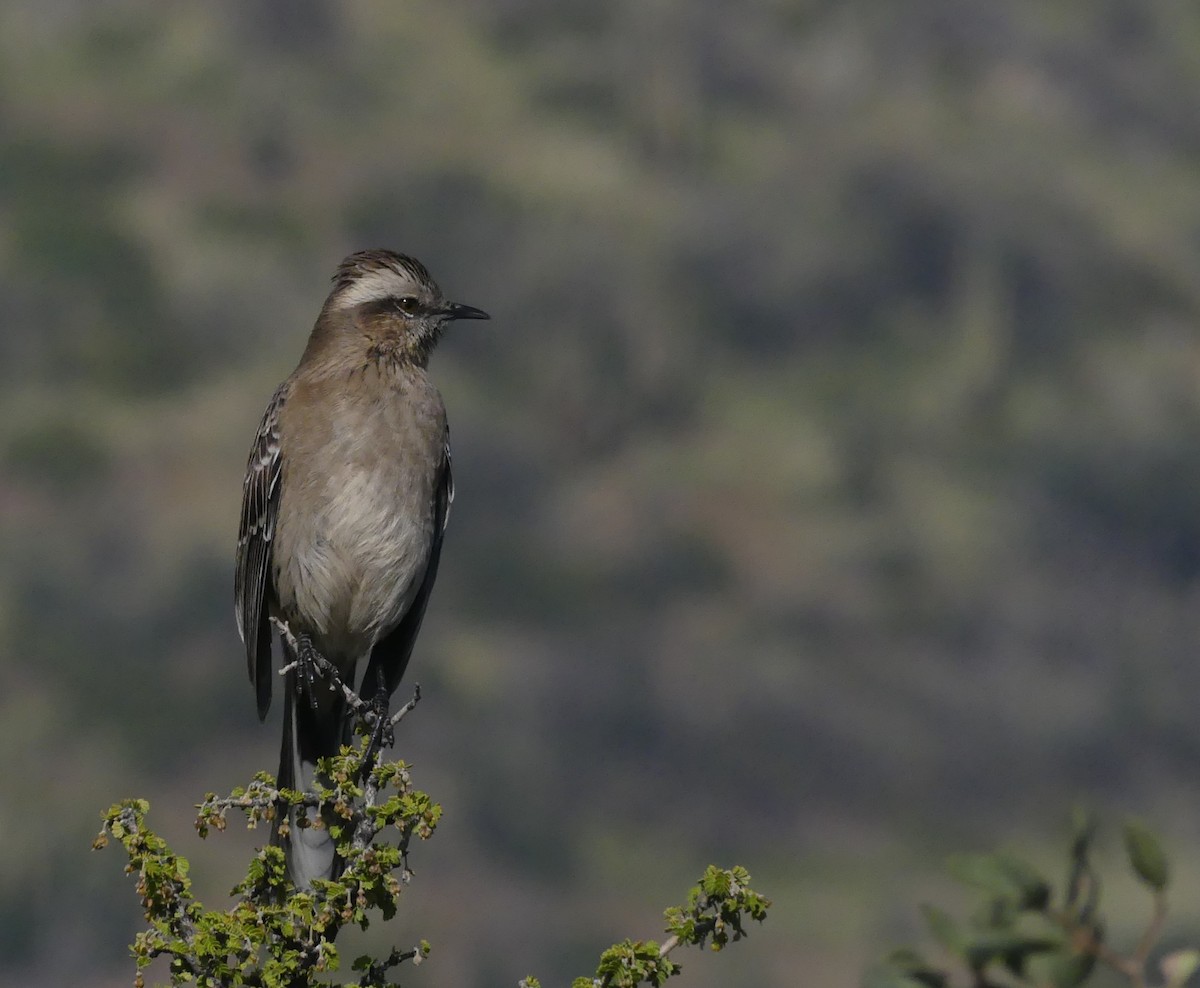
[234,382,288,720]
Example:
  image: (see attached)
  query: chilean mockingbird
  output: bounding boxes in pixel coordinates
[235,249,487,886]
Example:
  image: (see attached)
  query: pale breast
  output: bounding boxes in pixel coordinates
[272,366,447,665]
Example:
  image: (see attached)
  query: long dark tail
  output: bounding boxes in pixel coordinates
[273,666,349,888]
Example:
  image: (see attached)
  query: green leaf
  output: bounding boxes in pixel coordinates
[964,932,1061,974]
[1123,820,1169,890]
[1161,948,1200,988]
[947,852,1050,909]
[948,853,1013,896]
[701,866,731,899]
[920,904,965,957]
[879,949,948,988]
[862,960,945,988]
[1040,945,1098,988]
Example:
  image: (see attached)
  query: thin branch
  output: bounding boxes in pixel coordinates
[350,768,384,853]
[201,787,320,815]
[1134,891,1168,972]
[391,684,422,727]
[1051,909,1144,986]
[355,945,423,985]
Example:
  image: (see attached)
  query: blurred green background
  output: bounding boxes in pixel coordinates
[2,2,1200,985]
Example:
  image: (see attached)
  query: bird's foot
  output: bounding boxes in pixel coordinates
[293,632,328,712]
[271,617,348,710]
[360,671,395,768]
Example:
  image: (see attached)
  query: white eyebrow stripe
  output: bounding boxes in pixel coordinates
[332,268,417,308]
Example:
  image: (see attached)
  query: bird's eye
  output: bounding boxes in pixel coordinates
[395,296,419,314]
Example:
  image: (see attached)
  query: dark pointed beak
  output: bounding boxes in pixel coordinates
[441,301,490,321]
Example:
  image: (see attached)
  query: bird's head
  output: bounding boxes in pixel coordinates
[315,249,489,367]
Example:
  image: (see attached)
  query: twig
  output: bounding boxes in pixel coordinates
[391,684,422,727]
[1052,909,1145,987]
[355,945,423,984]
[1133,891,1167,977]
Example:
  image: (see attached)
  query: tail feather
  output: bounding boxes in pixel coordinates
[273,669,350,888]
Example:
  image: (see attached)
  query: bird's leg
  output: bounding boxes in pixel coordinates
[359,670,394,770]
[293,633,325,712]
[271,616,353,711]
[359,685,422,773]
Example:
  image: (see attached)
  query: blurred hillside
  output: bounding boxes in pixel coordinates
[2,2,1200,985]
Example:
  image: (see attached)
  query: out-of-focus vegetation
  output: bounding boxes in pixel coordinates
[2,2,1200,985]
[871,812,1189,988]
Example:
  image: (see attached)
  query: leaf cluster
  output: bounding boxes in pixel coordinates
[94,739,439,988]
[867,810,1192,988]
[551,865,770,988]
[96,717,769,988]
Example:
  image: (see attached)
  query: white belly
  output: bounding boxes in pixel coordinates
[288,467,431,661]
[272,372,444,667]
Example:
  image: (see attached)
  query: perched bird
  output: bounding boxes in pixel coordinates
[234,249,488,886]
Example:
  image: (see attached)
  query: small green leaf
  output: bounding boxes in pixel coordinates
[947,852,1049,909]
[862,959,945,988]
[1161,948,1200,988]
[949,853,1014,896]
[920,904,965,957]
[1040,946,1098,988]
[1123,820,1169,890]
[881,948,948,987]
[965,932,1061,974]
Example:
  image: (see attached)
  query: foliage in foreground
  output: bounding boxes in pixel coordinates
[868,810,1194,988]
[94,697,769,987]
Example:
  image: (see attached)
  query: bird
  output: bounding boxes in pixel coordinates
[234,248,488,887]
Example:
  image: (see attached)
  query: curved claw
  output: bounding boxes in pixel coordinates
[294,634,324,712]
[360,670,394,770]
